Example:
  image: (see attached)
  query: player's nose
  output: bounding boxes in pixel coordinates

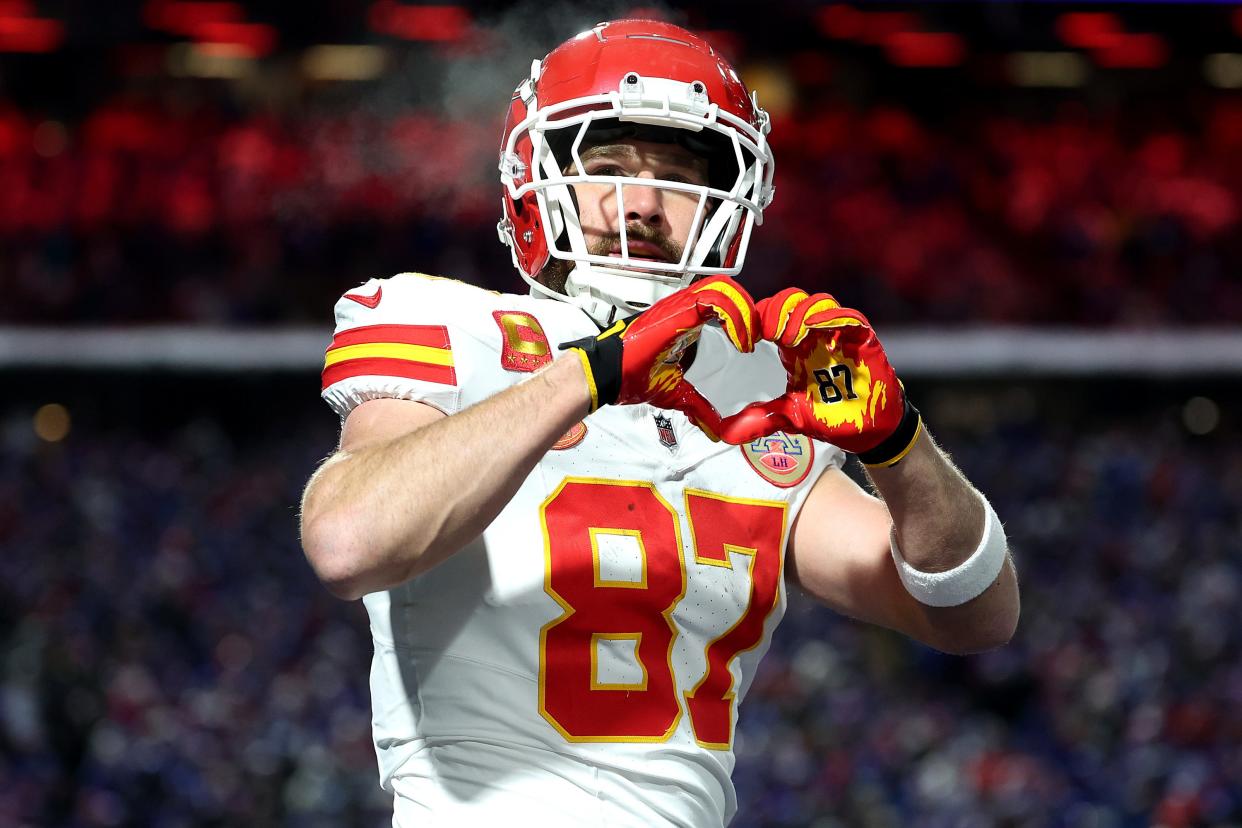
[621,174,665,228]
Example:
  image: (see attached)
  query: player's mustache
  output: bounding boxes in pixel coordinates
[589,224,684,264]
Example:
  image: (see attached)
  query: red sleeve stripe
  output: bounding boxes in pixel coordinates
[322,324,457,389]
[327,323,451,351]
[322,357,457,389]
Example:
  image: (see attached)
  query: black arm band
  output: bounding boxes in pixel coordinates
[856,398,923,467]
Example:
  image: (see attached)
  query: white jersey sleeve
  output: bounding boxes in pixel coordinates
[320,273,524,418]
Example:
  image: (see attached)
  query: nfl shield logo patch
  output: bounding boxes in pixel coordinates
[653,413,678,451]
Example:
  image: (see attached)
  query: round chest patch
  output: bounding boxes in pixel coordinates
[552,421,587,450]
[741,431,814,488]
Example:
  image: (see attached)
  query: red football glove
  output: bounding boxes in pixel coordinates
[717,288,922,465]
[561,276,758,440]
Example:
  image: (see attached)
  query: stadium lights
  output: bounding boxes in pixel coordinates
[1093,33,1167,70]
[817,4,864,39]
[739,63,796,117]
[190,21,277,57]
[816,5,964,68]
[817,5,921,47]
[1182,397,1220,436]
[144,2,276,58]
[143,1,245,34]
[33,403,71,443]
[1008,52,1089,88]
[367,2,471,42]
[884,31,965,68]
[0,4,63,53]
[167,41,255,78]
[1204,53,1242,88]
[1055,12,1166,69]
[856,11,920,47]
[31,120,67,157]
[302,45,388,81]
[1056,12,1122,50]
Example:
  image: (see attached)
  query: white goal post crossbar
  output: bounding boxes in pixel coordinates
[0,327,1240,376]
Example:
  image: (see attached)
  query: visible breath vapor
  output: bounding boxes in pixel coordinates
[440,0,682,121]
[344,2,680,231]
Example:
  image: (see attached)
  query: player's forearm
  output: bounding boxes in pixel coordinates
[866,430,984,569]
[302,355,591,599]
[866,429,1020,653]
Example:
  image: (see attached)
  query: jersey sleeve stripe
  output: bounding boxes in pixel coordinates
[328,323,451,350]
[322,356,458,389]
[324,342,454,369]
[322,324,457,389]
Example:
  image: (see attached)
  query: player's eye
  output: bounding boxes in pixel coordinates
[587,163,628,177]
[655,164,708,186]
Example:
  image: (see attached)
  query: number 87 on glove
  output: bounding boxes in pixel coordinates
[718,288,923,467]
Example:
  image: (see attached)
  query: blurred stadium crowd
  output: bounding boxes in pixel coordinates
[2,89,1240,327]
[0,380,1237,827]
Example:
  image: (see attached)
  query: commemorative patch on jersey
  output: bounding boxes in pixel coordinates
[493,311,552,373]
[322,323,456,389]
[741,431,815,488]
[551,421,587,450]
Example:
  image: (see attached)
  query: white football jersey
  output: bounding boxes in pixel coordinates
[321,273,845,827]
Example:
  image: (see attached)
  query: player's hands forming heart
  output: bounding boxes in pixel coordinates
[561,275,758,441]
[714,288,922,466]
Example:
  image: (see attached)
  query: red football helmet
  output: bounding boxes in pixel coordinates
[497,19,774,323]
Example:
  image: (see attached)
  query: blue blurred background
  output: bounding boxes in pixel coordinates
[1,1,1240,826]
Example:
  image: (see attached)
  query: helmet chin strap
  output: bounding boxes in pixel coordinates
[562,264,686,326]
[525,263,687,327]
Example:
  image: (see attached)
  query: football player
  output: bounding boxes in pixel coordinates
[300,19,1018,827]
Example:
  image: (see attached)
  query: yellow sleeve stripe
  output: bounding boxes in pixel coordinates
[323,342,455,369]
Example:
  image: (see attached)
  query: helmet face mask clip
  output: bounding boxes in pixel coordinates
[498,19,774,324]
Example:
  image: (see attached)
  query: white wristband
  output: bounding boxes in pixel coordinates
[890,495,1008,607]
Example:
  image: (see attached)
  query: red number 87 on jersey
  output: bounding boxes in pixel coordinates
[539,478,787,749]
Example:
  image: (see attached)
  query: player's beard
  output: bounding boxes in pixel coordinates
[536,223,685,296]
